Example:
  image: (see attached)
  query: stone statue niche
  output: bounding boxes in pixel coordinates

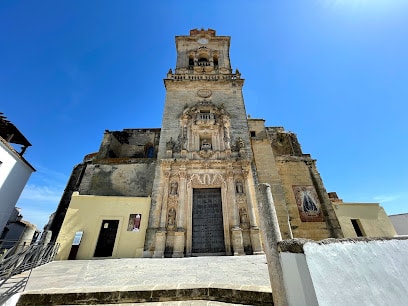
[169,182,178,195]
[236,181,244,194]
[200,138,212,151]
[167,207,176,230]
[239,207,249,229]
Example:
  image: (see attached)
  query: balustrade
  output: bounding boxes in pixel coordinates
[170,74,240,81]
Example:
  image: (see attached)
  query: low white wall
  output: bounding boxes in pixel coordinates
[280,252,318,306]
[280,238,408,306]
[389,214,408,236]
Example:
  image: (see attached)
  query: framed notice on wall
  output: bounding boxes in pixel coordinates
[127,214,142,231]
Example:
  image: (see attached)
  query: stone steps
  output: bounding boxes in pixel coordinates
[16,287,272,305]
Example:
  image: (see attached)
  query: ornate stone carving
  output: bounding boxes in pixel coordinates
[237,137,245,149]
[226,170,234,179]
[198,149,215,159]
[239,207,249,229]
[197,89,212,98]
[167,208,177,230]
[166,137,175,150]
[189,173,225,187]
[241,170,249,179]
[178,171,187,179]
[168,194,178,205]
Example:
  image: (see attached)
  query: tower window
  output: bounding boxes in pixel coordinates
[250,131,256,137]
[189,57,194,66]
[198,57,209,66]
[213,56,218,67]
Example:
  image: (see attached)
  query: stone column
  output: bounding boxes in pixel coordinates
[227,168,244,255]
[173,169,186,258]
[231,228,245,255]
[153,231,167,258]
[243,170,263,254]
[176,169,187,230]
[153,171,170,258]
[257,183,288,306]
[159,172,171,229]
[172,231,185,258]
[227,170,240,228]
[242,170,257,228]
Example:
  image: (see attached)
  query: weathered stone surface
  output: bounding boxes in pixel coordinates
[79,163,156,197]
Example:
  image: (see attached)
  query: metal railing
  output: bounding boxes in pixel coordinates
[0,241,59,286]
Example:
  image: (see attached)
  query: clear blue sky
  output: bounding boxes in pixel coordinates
[1,0,407,229]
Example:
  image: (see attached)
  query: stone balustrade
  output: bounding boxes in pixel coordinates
[168,73,241,81]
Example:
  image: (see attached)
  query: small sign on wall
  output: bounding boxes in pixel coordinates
[72,231,84,245]
[127,214,142,231]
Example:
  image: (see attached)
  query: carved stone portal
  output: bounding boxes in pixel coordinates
[192,188,225,254]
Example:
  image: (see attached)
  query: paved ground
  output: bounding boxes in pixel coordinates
[1,255,272,305]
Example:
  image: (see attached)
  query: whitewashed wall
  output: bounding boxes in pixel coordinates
[280,238,408,306]
[0,142,33,233]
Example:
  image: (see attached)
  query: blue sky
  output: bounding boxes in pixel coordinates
[1,0,407,229]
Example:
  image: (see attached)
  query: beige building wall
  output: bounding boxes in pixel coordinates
[248,118,341,241]
[56,192,151,260]
[248,119,292,239]
[333,203,397,238]
[275,159,332,240]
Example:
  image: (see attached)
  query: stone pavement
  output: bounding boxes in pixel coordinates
[2,255,273,305]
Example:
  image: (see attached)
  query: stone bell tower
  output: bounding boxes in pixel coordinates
[144,29,263,257]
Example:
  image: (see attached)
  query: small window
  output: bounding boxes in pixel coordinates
[189,57,194,66]
[351,219,364,237]
[213,56,218,67]
[250,131,256,137]
[146,146,154,158]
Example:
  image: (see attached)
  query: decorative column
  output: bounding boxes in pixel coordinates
[227,168,244,255]
[172,231,185,258]
[243,169,263,254]
[176,169,187,230]
[242,169,257,227]
[153,231,166,259]
[153,170,170,258]
[159,171,171,229]
[173,169,187,258]
[227,169,240,227]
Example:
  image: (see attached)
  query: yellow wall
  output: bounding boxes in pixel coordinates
[56,192,151,260]
[333,203,397,238]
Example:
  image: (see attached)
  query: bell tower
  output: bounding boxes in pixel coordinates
[144,29,263,257]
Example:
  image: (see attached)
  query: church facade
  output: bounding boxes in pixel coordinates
[52,29,345,260]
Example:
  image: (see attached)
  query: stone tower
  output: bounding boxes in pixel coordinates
[144,29,263,257]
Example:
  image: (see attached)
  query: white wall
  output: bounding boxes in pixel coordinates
[280,252,318,306]
[0,141,33,234]
[389,214,408,236]
[280,238,408,306]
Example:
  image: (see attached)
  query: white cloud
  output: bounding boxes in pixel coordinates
[19,184,63,203]
[373,194,401,203]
